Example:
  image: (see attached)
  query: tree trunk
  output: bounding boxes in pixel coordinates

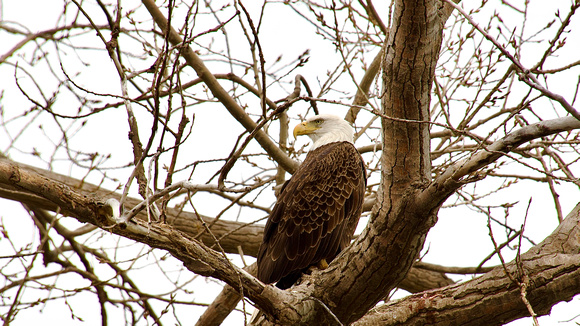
[299,0,445,323]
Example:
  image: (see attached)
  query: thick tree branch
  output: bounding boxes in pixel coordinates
[195,264,256,326]
[0,156,313,323]
[0,155,451,289]
[4,80,580,326]
[3,0,580,325]
[0,156,263,256]
[198,261,454,325]
[0,155,455,326]
[353,202,580,325]
[253,1,448,324]
[256,1,580,324]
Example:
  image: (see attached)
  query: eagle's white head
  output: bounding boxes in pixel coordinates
[293,114,354,150]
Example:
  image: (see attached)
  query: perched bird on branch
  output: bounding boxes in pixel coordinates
[257,114,366,289]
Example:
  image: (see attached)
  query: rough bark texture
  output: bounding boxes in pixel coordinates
[353,203,580,325]
[288,0,445,324]
[2,150,579,325]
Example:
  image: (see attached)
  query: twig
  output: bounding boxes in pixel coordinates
[414,261,495,275]
[217,98,299,189]
[189,203,248,325]
[237,1,267,119]
[444,0,580,121]
[141,0,298,173]
[516,199,540,326]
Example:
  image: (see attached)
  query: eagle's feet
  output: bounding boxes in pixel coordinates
[305,259,329,276]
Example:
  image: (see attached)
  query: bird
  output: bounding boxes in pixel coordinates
[257,114,366,289]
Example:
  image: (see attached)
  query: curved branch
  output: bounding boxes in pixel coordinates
[0,156,264,256]
[353,203,580,326]
[0,155,452,286]
[418,116,580,211]
[0,155,455,325]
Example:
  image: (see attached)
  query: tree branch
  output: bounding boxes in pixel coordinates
[418,116,580,211]
[0,155,455,325]
[353,202,580,325]
[140,0,298,173]
[0,156,263,256]
[0,155,315,323]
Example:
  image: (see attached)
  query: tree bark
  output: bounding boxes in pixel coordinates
[2,152,579,325]
[353,202,580,325]
[0,156,264,256]
[291,0,445,323]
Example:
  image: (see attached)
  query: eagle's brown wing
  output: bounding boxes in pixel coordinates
[257,141,366,287]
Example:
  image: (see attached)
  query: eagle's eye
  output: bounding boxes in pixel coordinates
[314,119,324,125]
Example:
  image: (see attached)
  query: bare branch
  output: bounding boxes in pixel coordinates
[141,0,298,173]
[419,116,580,209]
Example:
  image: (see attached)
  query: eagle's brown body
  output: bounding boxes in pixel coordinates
[257,141,366,289]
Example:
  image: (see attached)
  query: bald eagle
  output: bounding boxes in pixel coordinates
[257,114,366,289]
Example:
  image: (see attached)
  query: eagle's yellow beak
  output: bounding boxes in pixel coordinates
[293,121,319,138]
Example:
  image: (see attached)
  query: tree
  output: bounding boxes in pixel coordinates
[1,0,580,325]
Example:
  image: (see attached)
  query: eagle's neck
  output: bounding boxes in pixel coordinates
[309,125,354,150]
